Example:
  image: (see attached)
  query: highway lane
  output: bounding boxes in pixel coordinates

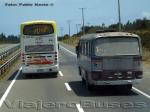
[60,42,150,96]
[59,44,150,112]
[0,47,83,112]
[0,44,12,49]
[134,64,150,96]
[0,44,19,53]
[0,43,149,112]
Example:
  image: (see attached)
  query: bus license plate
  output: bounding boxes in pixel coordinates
[37,69,44,72]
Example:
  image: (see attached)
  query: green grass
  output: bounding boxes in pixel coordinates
[61,36,80,47]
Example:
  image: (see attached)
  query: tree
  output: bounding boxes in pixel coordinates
[0,33,19,43]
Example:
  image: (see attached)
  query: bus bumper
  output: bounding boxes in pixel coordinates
[22,65,59,74]
[89,79,142,86]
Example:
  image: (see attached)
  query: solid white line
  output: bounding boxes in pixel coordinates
[132,87,150,99]
[61,45,150,100]
[76,104,84,112]
[0,67,22,108]
[59,71,63,77]
[60,46,77,56]
[65,83,72,91]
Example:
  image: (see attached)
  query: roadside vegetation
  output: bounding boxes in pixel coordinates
[60,18,150,61]
[0,33,20,44]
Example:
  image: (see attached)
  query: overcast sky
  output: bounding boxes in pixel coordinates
[0,0,150,36]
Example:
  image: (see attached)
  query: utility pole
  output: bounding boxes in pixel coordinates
[76,24,81,34]
[76,24,79,34]
[79,8,86,35]
[67,20,71,37]
[118,0,121,32]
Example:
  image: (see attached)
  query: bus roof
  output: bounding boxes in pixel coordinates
[20,20,57,34]
[21,20,56,25]
[80,32,140,41]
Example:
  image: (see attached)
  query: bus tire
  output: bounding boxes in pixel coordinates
[53,72,58,78]
[21,71,26,79]
[82,77,85,84]
[125,84,132,90]
[119,84,132,92]
[85,75,94,91]
[86,81,93,91]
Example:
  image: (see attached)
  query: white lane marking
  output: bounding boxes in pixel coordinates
[0,67,22,108]
[132,87,150,99]
[61,45,150,99]
[59,71,63,77]
[65,83,72,91]
[76,104,84,112]
[60,46,77,56]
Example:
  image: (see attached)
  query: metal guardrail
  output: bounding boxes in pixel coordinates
[0,44,20,63]
[0,50,21,76]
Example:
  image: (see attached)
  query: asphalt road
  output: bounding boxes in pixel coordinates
[0,44,12,49]
[0,43,150,112]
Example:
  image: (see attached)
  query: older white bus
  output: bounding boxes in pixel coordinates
[76,31,143,91]
[20,20,59,75]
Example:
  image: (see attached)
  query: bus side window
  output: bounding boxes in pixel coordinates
[85,42,87,56]
[78,42,81,54]
[79,42,82,54]
[81,42,83,54]
[84,42,86,55]
[89,42,91,56]
[88,42,90,57]
[88,42,90,56]
[86,42,89,56]
[82,42,84,55]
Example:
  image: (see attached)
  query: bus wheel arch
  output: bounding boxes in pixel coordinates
[85,72,94,91]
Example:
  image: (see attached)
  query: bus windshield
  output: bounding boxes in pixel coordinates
[23,24,54,35]
[94,37,140,56]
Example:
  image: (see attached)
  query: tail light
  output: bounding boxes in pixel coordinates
[135,71,143,79]
[21,53,25,64]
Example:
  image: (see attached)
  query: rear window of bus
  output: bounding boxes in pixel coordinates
[94,37,140,56]
[23,24,54,35]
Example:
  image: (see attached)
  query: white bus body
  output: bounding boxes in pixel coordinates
[76,32,143,91]
[21,21,59,75]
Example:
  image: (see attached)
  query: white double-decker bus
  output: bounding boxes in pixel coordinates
[20,20,59,76]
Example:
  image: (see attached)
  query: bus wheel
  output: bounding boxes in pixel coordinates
[86,81,93,91]
[85,75,93,91]
[20,71,26,79]
[81,77,85,84]
[125,84,132,90]
[119,84,132,93]
[53,72,58,78]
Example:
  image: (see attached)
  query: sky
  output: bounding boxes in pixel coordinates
[0,0,150,36]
